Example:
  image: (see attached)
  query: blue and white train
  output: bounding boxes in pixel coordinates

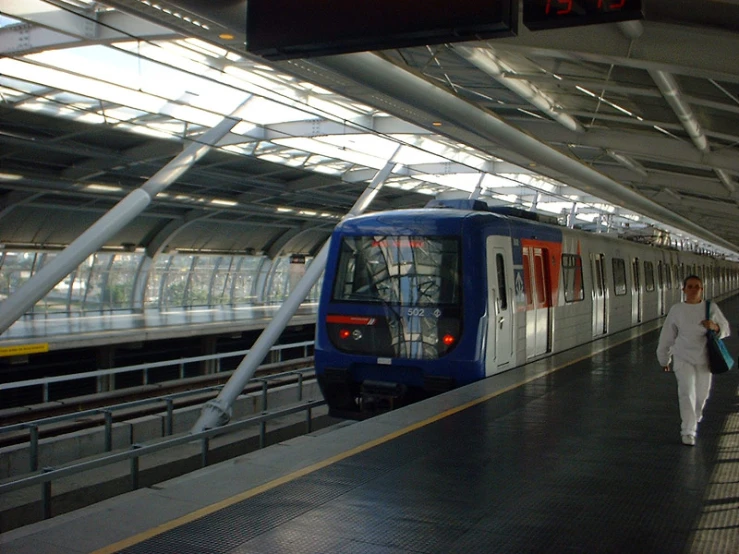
[314,198,739,419]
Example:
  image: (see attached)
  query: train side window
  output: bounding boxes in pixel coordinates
[673,265,679,288]
[632,258,640,291]
[657,261,664,289]
[534,252,548,307]
[523,251,533,307]
[644,261,655,292]
[562,254,584,303]
[495,253,508,311]
[612,258,627,296]
[665,265,672,290]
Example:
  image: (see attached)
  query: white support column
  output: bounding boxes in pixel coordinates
[568,202,577,228]
[191,151,400,432]
[469,173,486,200]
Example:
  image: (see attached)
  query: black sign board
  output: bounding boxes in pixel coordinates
[246,0,517,60]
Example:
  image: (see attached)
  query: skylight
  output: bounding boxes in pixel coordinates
[0,3,657,234]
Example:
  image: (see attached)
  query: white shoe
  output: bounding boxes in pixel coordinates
[681,434,696,446]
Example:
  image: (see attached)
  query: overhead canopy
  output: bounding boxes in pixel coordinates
[0,0,738,259]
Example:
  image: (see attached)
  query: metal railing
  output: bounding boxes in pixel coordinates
[0,397,326,522]
[1,365,317,473]
[0,340,314,403]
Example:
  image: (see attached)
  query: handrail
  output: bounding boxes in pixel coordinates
[0,340,314,392]
[0,366,315,436]
[0,398,326,522]
[1,364,318,474]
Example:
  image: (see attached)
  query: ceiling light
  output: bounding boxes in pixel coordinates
[85,184,123,192]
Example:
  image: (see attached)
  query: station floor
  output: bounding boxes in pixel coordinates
[2,296,739,553]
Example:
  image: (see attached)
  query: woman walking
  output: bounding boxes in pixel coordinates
[657,275,730,446]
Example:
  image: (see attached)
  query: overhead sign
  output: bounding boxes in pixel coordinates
[246,0,517,60]
[523,0,643,31]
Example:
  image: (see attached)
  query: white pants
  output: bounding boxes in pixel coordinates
[673,359,712,437]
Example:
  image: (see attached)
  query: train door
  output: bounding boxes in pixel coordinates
[632,258,642,324]
[485,237,514,375]
[591,253,607,336]
[522,245,552,358]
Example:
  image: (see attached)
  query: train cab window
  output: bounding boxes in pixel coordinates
[495,253,508,310]
[562,254,584,303]
[612,258,627,296]
[331,235,461,305]
[644,261,655,292]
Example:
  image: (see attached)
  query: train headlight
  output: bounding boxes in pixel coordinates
[442,334,456,346]
[352,329,363,340]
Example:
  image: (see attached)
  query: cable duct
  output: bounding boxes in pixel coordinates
[649,69,737,195]
[452,45,584,133]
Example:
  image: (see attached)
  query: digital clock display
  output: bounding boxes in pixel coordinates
[523,0,643,31]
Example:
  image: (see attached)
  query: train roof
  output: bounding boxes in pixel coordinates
[336,198,559,235]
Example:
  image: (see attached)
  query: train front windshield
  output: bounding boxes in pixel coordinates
[329,235,461,359]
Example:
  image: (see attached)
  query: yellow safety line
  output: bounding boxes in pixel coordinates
[94,326,655,553]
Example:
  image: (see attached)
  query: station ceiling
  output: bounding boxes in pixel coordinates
[1,0,738,259]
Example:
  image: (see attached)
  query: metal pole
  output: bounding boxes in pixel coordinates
[130,444,142,490]
[29,425,39,472]
[0,97,252,334]
[166,398,174,436]
[191,153,399,432]
[104,410,113,452]
[469,173,485,200]
[41,467,53,520]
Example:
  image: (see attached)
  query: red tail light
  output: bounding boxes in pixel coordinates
[442,334,456,346]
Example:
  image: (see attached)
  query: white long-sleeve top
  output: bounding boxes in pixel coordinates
[656,300,730,367]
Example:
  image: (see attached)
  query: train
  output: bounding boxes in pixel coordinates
[314,198,739,419]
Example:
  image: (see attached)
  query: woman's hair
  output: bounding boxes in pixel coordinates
[682,274,703,288]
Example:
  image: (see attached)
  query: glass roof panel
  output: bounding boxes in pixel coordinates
[0,11,664,243]
[237,97,317,125]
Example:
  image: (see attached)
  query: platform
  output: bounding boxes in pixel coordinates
[0,303,318,351]
[2,295,738,553]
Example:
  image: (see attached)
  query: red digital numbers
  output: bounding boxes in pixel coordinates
[548,0,627,15]
[545,0,572,15]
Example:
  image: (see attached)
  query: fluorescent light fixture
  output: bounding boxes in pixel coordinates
[85,183,123,192]
[210,199,238,206]
[0,172,22,181]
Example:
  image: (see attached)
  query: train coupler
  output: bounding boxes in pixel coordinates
[359,380,407,417]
